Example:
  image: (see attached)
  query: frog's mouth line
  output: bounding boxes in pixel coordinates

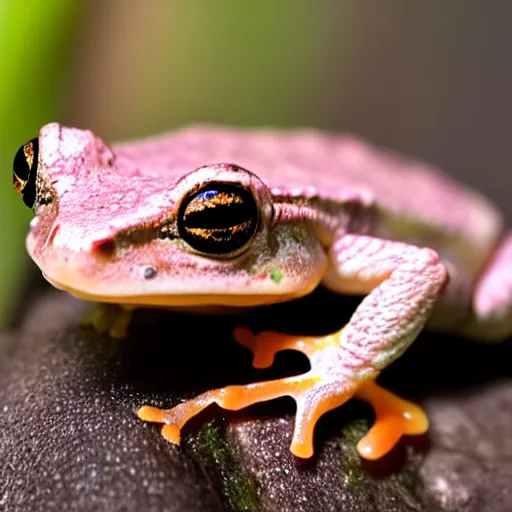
[42,272,312,309]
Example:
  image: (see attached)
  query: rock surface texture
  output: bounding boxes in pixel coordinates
[2,287,512,511]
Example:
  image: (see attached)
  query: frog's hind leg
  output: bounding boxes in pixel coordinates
[459,231,512,342]
[138,327,428,460]
[80,303,134,339]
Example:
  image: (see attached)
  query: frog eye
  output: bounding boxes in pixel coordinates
[13,137,39,208]
[178,182,259,256]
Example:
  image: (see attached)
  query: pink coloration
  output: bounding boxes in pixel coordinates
[474,232,512,317]
[28,124,328,305]
[323,236,448,372]
[15,122,512,460]
[460,231,512,340]
[113,125,501,249]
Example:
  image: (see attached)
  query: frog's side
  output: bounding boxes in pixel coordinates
[13,123,512,460]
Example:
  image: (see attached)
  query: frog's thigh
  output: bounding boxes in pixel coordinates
[459,231,512,342]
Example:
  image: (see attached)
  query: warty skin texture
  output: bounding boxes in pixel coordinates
[15,122,512,459]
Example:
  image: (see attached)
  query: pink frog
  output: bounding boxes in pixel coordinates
[13,123,512,460]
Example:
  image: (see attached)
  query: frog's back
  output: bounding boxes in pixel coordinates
[114,125,504,267]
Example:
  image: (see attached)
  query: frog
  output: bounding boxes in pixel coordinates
[12,122,512,461]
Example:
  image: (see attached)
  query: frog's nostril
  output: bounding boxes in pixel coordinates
[47,224,60,245]
[143,266,157,279]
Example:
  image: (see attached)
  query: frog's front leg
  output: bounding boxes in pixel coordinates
[138,235,447,459]
[80,303,135,339]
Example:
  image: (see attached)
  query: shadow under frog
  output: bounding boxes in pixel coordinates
[76,286,512,475]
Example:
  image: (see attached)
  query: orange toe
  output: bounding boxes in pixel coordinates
[232,327,276,368]
[137,374,348,459]
[137,326,429,461]
[137,405,167,423]
[161,423,181,444]
[355,380,429,460]
[232,327,323,369]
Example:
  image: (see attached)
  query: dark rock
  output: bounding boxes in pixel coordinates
[2,287,512,511]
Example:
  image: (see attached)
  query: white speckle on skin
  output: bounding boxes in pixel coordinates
[29,217,39,229]
[53,175,75,196]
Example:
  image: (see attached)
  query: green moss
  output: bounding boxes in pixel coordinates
[342,418,368,446]
[344,464,365,491]
[198,422,262,512]
[270,267,283,284]
[339,420,369,491]
[200,422,231,459]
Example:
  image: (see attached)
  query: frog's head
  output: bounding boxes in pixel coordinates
[13,123,327,308]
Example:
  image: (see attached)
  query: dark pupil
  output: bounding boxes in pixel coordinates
[179,183,258,255]
[13,137,38,208]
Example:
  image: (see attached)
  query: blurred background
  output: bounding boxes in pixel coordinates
[1,0,511,325]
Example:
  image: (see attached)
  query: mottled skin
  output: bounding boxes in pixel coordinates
[15,123,512,460]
